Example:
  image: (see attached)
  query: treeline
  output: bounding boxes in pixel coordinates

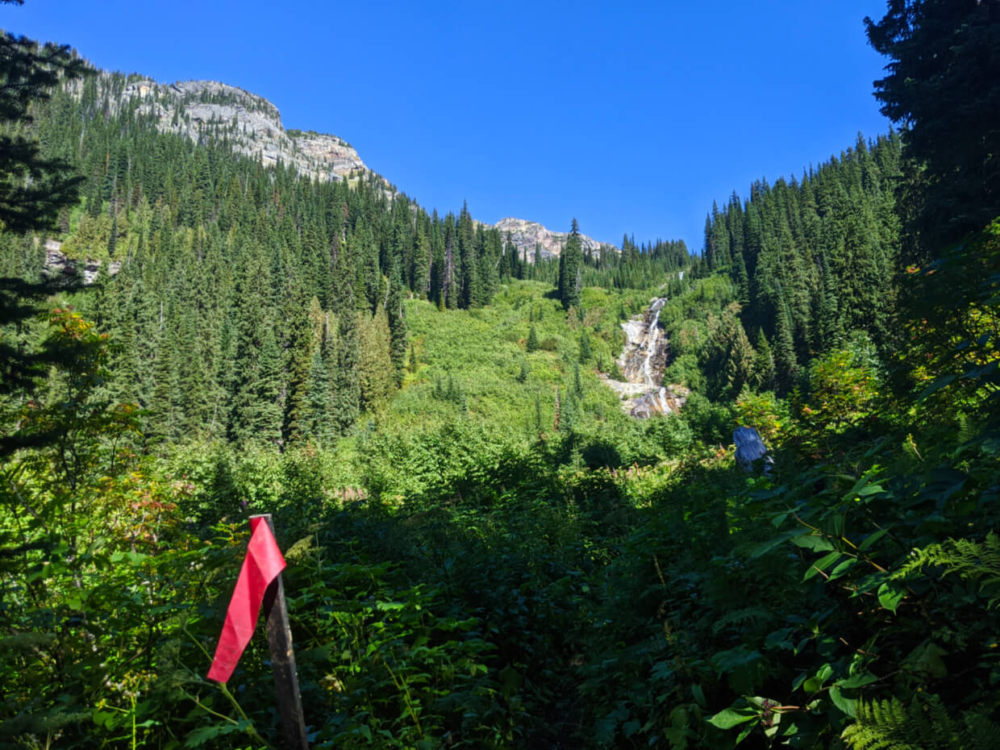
[692,132,903,390]
[2,71,648,446]
[576,232,689,297]
[522,229,689,303]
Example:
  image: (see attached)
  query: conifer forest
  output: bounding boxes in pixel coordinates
[2,1,1000,748]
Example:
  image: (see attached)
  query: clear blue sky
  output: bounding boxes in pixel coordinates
[7,0,892,250]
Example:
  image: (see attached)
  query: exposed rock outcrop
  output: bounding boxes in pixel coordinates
[76,76,367,182]
[494,217,615,262]
[43,239,119,285]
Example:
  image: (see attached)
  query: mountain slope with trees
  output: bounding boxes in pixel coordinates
[5,68,691,448]
[688,132,902,393]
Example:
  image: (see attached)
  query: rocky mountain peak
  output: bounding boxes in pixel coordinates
[494,217,614,261]
[90,75,367,182]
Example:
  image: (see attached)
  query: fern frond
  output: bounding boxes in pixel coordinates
[843,695,998,750]
[843,697,910,750]
[964,711,1000,748]
[710,606,775,635]
[894,532,1000,607]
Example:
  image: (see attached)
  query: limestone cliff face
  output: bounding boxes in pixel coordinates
[79,76,367,182]
[493,217,613,261]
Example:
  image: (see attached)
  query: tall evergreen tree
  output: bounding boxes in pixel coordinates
[412,224,431,298]
[0,22,88,234]
[357,308,395,413]
[230,251,277,442]
[253,327,284,446]
[865,0,1000,245]
[458,202,479,308]
[752,329,777,393]
[579,331,592,363]
[526,325,540,353]
[333,254,360,434]
[304,340,332,445]
[176,302,214,436]
[773,296,798,388]
[704,304,755,399]
[284,280,315,444]
[559,219,583,311]
[150,322,180,441]
[386,262,408,386]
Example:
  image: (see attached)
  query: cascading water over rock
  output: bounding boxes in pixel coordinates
[600,297,688,418]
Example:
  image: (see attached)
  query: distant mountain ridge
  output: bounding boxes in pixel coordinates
[73,73,613,259]
[494,217,614,261]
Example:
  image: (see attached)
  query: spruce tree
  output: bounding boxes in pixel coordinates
[150,325,180,442]
[817,255,842,350]
[752,329,777,393]
[517,359,529,383]
[704,305,755,399]
[386,263,408,386]
[526,325,540,353]
[107,213,118,257]
[333,274,360,435]
[478,226,500,304]
[412,226,431,297]
[253,327,284,446]
[0,22,88,234]
[562,388,577,432]
[214,312,238,437]
[732,247,750,308]
[444,221,459,309]
[130,277,160,410]
[357,308,394,414]
[773,298,798,389]
[305,344,332,445]
[176,303,214,436]
[866,0,1000,244]
[230,252,274,442]
[284,280,315,443]
[0,13,90,447]
[702,214,715,270]
[559,219,584,311]
[408,343,418,374]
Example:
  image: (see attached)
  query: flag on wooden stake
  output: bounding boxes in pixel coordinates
[207,516,286,683]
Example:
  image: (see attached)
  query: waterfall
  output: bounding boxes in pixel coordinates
[640,299,665,386]
[599,297,688,418]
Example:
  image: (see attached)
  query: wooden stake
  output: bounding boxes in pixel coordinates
[252,514,309,750]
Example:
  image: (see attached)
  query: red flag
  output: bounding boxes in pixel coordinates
[207,517,287,683]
